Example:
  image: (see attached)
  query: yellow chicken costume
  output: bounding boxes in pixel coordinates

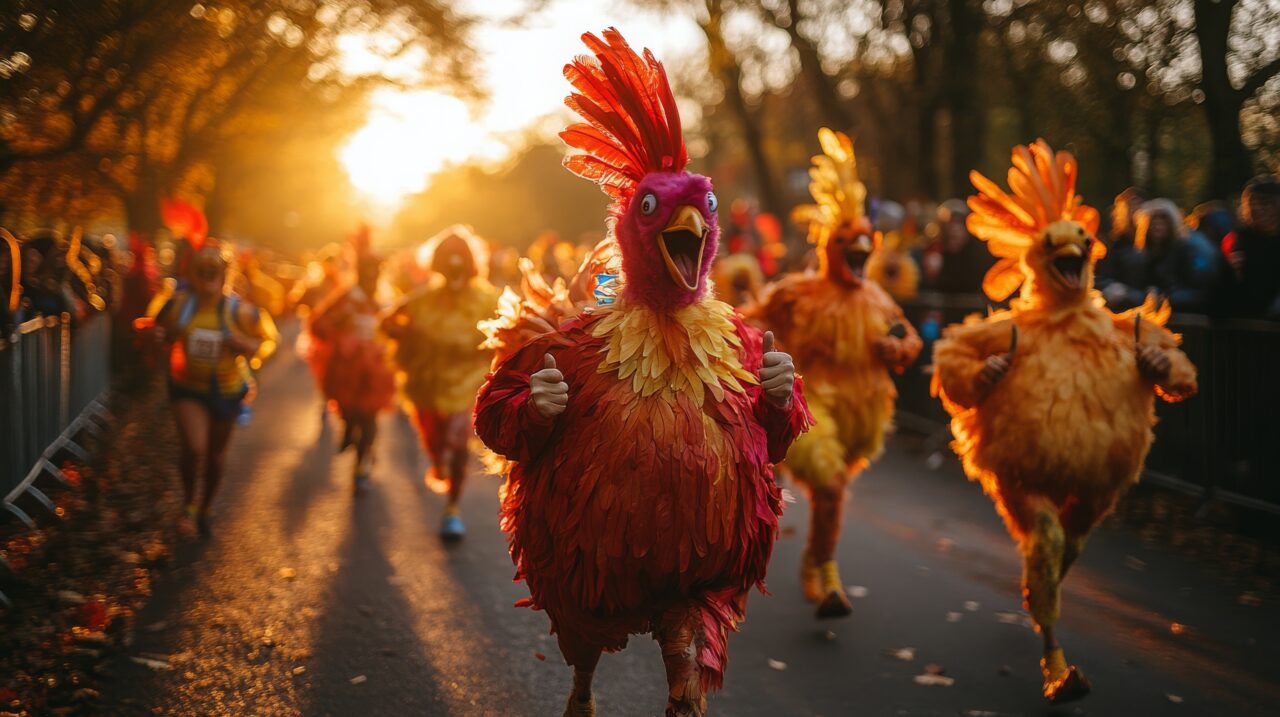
[931,140,1197,703]
[382,225,499,540]
[746,129,921,618]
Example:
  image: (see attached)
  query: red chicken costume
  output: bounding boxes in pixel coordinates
[931,141,1197,702]
[474,29,812,717]
[746,128,921,618]
[308,226,396,491]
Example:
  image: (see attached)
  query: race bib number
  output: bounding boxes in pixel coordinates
[187,328,224,363]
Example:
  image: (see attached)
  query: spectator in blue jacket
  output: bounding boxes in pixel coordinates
[1101,199,1223,313]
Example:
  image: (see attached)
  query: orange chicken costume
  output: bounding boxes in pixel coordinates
[746,129,921,618]
[930,141,1197,703]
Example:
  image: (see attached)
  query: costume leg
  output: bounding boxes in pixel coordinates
[558,637,601,717]
[1019,496,1090,703]
[805,483,853,618]
[655,603,709,717]
[445,412,471,505]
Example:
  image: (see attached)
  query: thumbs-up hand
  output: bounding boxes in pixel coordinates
[530,353,569,418]
[759,331,796,409]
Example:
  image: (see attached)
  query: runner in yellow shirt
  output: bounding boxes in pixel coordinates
[148,237,276,537]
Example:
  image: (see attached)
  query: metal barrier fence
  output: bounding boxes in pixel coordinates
[893,293,1280,514]
[1,313,111,529]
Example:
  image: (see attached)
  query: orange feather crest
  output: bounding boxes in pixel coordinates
[161,198,208,247]
[966,140,1102,301]
[560,28,688,199]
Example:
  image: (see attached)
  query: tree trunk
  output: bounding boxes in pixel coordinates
[1194,0,1252,199]
[944,0,986,197]
[702,1,785,219]
[779,0,857,134]
[122,168,167,240]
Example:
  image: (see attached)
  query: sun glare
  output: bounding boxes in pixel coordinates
[338,90,489,209]
[335,4,705,212]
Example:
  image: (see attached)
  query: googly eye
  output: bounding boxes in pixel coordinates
[706,191,718,213]
[640,193,658,216]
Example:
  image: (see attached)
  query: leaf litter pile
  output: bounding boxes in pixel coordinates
[0,377,184,716]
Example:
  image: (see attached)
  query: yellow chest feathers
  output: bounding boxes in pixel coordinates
[590,299,758,405]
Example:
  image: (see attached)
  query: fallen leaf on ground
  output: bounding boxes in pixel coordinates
[278,567,297,580]
[349,675,367,685]
[1166,694,1184,704]
[994,611,1031,627]
[882,647,916,661]
[130,656,171,671]
[534,652,546,661]
[292,666,306,676]
[767,659,787,671]
[913,674,955,686]
[963,601,980,612]
[946,612,963,623]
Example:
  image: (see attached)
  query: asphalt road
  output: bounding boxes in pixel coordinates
[103,345,1280,716]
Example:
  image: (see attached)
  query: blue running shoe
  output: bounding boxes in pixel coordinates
[440,508,465,542]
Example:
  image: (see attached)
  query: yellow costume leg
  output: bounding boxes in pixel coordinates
[785,402,854,618]
[1021,499,1090,703]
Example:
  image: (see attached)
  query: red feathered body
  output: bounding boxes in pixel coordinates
[309,285,395,420]
[479,29,812,711]
[476,298,810,686]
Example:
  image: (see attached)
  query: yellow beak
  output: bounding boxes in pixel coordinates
[659,205,708,292]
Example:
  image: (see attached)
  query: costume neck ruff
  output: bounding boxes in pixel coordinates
[590,297,757,404]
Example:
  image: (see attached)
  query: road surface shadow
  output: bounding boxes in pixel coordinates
[297,484,454,717]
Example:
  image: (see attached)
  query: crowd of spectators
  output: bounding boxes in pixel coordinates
[716,173,1280,323]
[0,229,127,338]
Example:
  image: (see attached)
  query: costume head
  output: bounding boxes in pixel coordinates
[163,198,227,297]
[792,128,878,287]
[417,224,490,288]
[967,139,1103,304]
[560,28,718,311]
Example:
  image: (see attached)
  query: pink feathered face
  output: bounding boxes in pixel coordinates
[616,172,719,310]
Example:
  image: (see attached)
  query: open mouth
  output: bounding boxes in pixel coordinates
[660,228,706,291]
[843,248,869,281]
[1050,254,1086,291]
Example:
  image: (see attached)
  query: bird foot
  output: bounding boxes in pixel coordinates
[1041,648,1091,703]
[814,560,852,619]
[563,694,595,717]
[665,697,705,717]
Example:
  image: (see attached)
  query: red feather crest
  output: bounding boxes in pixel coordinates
[160,198,208,247]
[560,28,688,199]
